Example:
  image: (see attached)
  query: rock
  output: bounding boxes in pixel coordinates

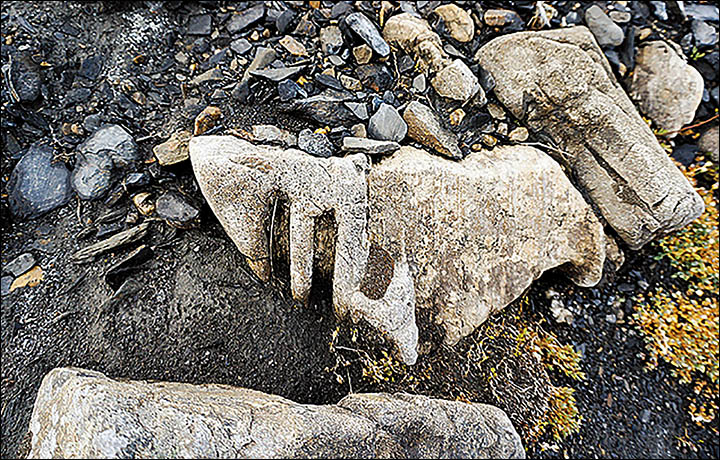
[277,79,306,101]
[10,57,41,103]
[79,125,139,168]
[78,55,103,81]
[227,4,265,35]
[320,26,344,55]
[550,298,574,325]
[609,11,632,24]
[251,125,297,146]
[190,67,224,85]
[344,101,368,119]
[293,11,317,37]
[693,20,718,47]
[484,9,523,29]
[353,44,373,64]
[413,73,426,92]
[449,108,465,126]
[275,9,295,34]
[230,37,252,54]
[699,125,719,163]
[509,127,529,142]
[10,265,43,292]
[71,151,114,200]
[651,1,669,21]
[153,130,192,166]
[9,143,72,219]
[629,41,705,135]
[1,276,11,296]
[242,47,277,83]
[71,223,151,263]
[314,73,344,91]
[345,12,390,57]
[351,123,367,138]
[155,192,200,228]
[342,137,400,155]
[403,101,462,159]
[585,5,624,47]
[192,137,608,356]
[355,63,394,92]
[368,103,407,142]
[105,245,154,291]
[191,136,418,363]
[288,92,360,125]
[250,66,305,82]
[28,367,525,459]
[132,192,155,216]
[434,4,474,42]
[476,26,704,249]
[194,106,222,136]
[298,129,334,158]
[684,3,720,22]
[187,14,212,35]
[3,253,35,278]
[279,35,307,56]
[339,74,363,92]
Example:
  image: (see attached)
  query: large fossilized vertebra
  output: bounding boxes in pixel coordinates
[190,137,607,362]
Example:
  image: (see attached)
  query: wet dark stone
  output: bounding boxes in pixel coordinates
[8,143,73,219]
[71,151,114,201]
[288,91,360,125]
[398,55,415,74]
[155,191,200,228]
[331,1,353,19]
[345,12,390,57]
[355,63,394,92]
[187,14,212,35]
[78,55,104,81]
[671,144,697,167]
[105,245,154,291]
[278,79,306,102]
[96,221,126,239]
[693,20,718,48]
[191,37,210,54]
[227,4,265,35]
[123,172,150,191]
[276,9,296,34]
[65,87,92,107]
[3,253,36,277]
[315,73,344,91]
[79,124,139,168]
[11,58,41,103]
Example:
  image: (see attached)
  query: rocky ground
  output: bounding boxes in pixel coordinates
[1,1,718,459]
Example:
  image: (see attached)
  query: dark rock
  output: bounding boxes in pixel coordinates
[65,87,92,107]
[289,91,360,125]
[230,38,252,55]
[331,2,353,19]
[71,151,114,200]
[96,221,126,239]
[187,14,212,35]
[671,144,697,167]
[231,81,250,102]
[693,20,718,47]
[345,13,390,57]
[293,12,317,37]
[191,37,210,54]
[79,124,139,168]
[8,143,73,219]
[1,276,12,296]
[368,103,407,142]
[585,5,624,47]
[250,66,305,82]
[123,172,150,191]
[398,55,415,74]
[278,79,306,102]
[298,128,334,158]
[356,63,394,92]
[105,244,154,291]
[477,66,496,92]
[155,192,200,228]
[78,55,104,81]
[83,113,103,133]
[227,5,265,35]
[315,73,344,91]
[276,9,296,34]
[3,253,36,277]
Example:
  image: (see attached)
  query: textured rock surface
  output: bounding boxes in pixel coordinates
[367,145,607,344]
[434,4,474,43]
[153,130,192,165]
[192,136,607,352]
[699,125,719,163]
[28,367,525,459]
[629,41,705,135]
[403,101,462,159]
[383,13,481,102]
[79,124,139,168]
[476,26,704,249]
[8,143,73,219]
[190,136,418,364]
[584,5,624,47]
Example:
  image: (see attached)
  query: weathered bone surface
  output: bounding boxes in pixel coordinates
[28,367,526,459]
[476,26,704,249]
[191,137,607,357]
[189,136,418,364]
[367,145,607,344]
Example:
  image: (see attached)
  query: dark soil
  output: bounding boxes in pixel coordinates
[2,1,719,459]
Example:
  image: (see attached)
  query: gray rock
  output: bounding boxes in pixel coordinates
[699,125,719,163]
[190,67,225,85]
[298,129,334,158]
[585,5,624,47]
[403,101,462,160]
[342,137,400,155]
[251,125,297,146]
[28,367,525,459]
[651,1,668,21]
[344,101,368,120]
[476,26,704,249]
[432,59,482,101]
[345,13,390,57]
[684,3,719,22]
[9,143,72,219]
[1,276,12,296]
[71,151,114,200]
[693,20,718,47]
[320,25,344,55]
[288,92,360,125]
[413,73,426,92]
[79,124,139,168]
[227,4,265,35]
[242,47,277,84]
[155,192,200,228]
[629,41,705,135]
[277,79,306,102]
[3,252,35,277]
[10,58,41,103]
[191,137,608,356]
[187,14,212,35]
[230,38,252,55]
[250,66,304,82]
[608,11,632,24]
[368,103,407,142]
